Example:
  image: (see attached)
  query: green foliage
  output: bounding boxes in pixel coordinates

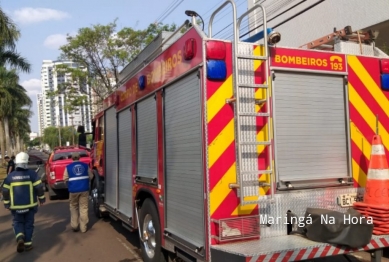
[57,20,176,105]
[43,126,78,149]
[28,137,41,147]
[47,64,89,116]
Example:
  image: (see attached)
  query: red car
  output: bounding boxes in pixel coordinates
[44,146,91,200]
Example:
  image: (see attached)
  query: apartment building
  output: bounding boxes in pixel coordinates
[37,93,44,136]
[40,60,92,133]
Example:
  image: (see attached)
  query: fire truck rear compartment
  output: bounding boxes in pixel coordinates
[273,71,350,189]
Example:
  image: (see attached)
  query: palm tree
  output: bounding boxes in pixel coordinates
[0,8,19,48]
[0,67,32,161]
[0,8,30,72]
[0,7,32,162]
[10,107,32,152]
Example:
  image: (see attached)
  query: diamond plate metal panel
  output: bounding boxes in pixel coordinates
[334,40,375,56]
[211,233,388,258]
[257,187,365,238]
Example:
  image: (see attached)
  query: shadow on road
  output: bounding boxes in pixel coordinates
[102,216,141,252]
[0,197,100,262]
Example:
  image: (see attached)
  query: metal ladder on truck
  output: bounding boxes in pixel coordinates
[208,0,275,206]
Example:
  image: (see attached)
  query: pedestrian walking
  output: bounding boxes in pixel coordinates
[63,152,93,233]
[2,152,46,253]
[5,155,16,174]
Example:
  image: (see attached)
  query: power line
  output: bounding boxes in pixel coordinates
[154,0,183,24]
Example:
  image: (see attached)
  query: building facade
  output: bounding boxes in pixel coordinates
[37,93,44,136]
[29,132,38,141]
[40,60,92,134]
[247,0,389,50]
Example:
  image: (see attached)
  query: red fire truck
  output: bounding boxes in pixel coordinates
[83,1,389,261]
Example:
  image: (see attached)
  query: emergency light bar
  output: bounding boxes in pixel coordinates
[381,59,389,91]
[206,41,227,81]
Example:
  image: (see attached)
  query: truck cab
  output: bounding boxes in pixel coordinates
[45,146,91,200]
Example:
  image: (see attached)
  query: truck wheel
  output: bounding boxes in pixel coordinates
[48,186,57,200]
[91,178,102,218]
[139,198,165,262]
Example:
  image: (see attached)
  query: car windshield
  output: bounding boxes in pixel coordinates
[53,150,89,161]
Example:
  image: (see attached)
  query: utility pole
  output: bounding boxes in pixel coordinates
[69,115,75,145]
[57,114,62,147]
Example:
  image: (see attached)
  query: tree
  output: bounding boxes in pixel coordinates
[0,67,32,158]
[0,8,19,49]
[0,8,30,72]
[43,126,77,149]
[57,20,177,108]
[0,7,32,163]
[28,137,41,147]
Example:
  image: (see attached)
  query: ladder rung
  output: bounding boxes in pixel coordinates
[238,83,268,89]
[240,141,271,146]
[237,54,267,60]
[241,170,272,175]
[239,112,270,117]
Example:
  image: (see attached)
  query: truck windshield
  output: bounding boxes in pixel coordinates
[53,150,89,161]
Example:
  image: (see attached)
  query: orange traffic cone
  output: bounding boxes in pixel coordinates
[354,135,389,210]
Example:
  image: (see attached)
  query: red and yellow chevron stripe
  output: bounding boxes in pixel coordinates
[348,55,389,188]
[207,43,272,243]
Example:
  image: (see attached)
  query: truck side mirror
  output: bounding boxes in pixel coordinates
[77,125,85,133]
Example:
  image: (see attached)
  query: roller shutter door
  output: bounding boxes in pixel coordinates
[274,72,349,183]
[164,72,204,247]
[118,109,132,217]
[137,96,157,179]
[105,106,118,208]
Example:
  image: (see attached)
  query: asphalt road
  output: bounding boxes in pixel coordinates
[0,194,143,262]
[0,149,383,262]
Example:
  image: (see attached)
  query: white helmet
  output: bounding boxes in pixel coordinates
[15,152,29,169]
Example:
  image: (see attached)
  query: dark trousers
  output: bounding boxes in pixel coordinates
[11,208,36,245]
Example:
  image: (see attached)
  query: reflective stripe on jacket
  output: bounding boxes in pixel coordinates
[66,162,90,193]
[2,169,45,210]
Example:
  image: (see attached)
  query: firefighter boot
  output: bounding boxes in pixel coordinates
[16,238,25,253]
[24,244,33,251]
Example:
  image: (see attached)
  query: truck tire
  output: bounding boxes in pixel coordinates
[91,176,102,218]
[48,185,57,200]
[139,198,165,262]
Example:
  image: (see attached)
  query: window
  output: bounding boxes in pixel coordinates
[53,150,89,161]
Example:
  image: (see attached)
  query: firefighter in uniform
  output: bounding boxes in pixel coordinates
[2,152,46,253]
[63,152,93,233]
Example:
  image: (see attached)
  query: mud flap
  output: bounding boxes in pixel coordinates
[298,207,373,248]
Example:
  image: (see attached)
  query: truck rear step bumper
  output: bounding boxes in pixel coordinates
[211,234,389,262]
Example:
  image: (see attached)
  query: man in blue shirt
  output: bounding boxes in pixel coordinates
[63,152,93,233]
[2,152,46,253]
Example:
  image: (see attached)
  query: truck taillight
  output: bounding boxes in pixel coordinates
[381,59,389,91]
[381,59,389,74]
[184,38,196,60]
[50,171,55,179]
[206,41,227,81]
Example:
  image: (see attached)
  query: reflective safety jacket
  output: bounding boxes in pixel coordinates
[2,169,45,210]
[64,161,91,193]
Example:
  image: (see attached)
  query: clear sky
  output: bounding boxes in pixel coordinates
[1,0,249,134]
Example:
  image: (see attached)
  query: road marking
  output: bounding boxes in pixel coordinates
[116,237,142,261]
